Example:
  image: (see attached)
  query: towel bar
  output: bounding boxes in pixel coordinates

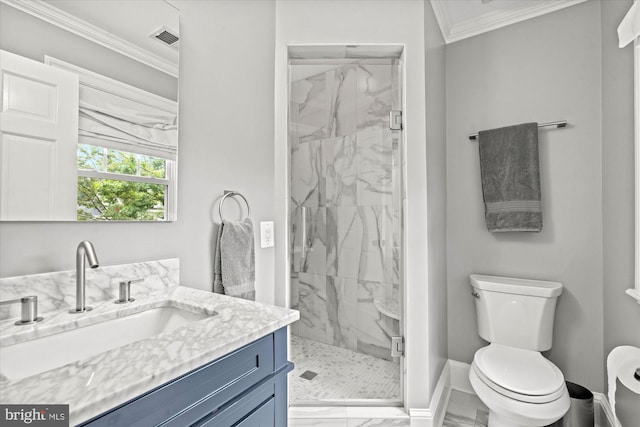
[219,191,251,221]
[468,120,568,140]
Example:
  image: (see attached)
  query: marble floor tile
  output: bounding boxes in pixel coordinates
[289,406,348,419]
[289,387,611,427]
[442,390,489,427]
[345,408,407,419]
[288,415,429,427]
[289,419,348,427]
[347,419,410,427]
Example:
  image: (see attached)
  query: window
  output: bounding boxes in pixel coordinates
[77,145,175,220]
[45,56,178,222]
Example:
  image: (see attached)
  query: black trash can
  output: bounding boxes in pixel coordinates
[549,381,594,427]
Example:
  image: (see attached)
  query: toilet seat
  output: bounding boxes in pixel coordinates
[473,344,566,404]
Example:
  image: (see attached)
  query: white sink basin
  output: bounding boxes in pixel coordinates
[0,306,211,380]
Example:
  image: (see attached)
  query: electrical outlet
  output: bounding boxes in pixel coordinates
[260,221,274,248]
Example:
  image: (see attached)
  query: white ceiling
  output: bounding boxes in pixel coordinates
[430,0,588,44]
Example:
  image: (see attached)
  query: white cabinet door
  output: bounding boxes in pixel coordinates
[0,49,79,220]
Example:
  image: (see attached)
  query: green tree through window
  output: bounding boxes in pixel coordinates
[77,145,168,221]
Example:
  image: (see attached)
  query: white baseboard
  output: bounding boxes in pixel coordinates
[408,408,433,419]
[431,361,453,427]
[404,362,453,426]
[593,392,617,427]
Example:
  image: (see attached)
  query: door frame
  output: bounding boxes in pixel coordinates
[276,43,408,409]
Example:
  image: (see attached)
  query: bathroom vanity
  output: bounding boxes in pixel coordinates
[81,328,291,426]
[0,259,299,426]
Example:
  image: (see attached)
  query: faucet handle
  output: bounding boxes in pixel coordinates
[115,278,144,304]
[0,295,44,325]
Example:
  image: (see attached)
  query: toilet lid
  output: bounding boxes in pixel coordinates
[473,344,566,402]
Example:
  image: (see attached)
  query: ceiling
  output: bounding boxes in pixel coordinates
[430,0,588,44]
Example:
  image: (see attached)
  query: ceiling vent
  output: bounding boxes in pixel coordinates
[150,26,179,48]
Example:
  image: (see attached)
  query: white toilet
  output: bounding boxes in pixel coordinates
[468,274,570,427]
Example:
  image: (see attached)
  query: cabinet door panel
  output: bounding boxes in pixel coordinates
[197,382,275,427]
[234,397,275,427]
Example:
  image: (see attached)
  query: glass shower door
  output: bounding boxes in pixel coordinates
[289,57,403,404]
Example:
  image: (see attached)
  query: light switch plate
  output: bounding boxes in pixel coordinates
[260,221,274,248]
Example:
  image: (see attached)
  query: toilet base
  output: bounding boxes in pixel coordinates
[469,362,570,427]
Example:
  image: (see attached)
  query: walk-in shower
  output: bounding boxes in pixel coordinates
[287,45,404,406]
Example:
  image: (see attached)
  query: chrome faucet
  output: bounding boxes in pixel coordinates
[0,295,43,325]
[70,240,99,313]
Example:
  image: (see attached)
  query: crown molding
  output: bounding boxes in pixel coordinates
[430,0,588,44]
[0,0,178,77]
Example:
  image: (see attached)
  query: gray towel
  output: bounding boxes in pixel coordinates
[213,218,256,300]
[478,122,542,232]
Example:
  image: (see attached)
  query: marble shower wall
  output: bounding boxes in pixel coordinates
[289,61,402,362]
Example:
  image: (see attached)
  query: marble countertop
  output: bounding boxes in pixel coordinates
[0,286,299,425]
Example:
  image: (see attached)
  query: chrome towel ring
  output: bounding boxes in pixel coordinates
[219,190,251,221]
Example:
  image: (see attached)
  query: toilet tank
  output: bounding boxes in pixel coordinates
[470,274,563,351]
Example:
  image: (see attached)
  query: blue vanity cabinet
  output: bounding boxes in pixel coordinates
[80,327,292,427]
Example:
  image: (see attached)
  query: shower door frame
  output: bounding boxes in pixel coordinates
[282,43,407,409]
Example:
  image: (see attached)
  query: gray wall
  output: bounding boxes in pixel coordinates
[446,0,605,392]
[0,1,278,304]
[425,0,448,401]
[601,1,640,425]
[447,4,640,423]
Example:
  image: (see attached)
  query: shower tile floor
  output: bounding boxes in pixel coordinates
[290,335,401,403]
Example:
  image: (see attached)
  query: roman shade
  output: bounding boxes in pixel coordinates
[79,84,177,160]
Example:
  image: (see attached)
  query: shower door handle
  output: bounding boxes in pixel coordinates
[389,110,402,130]
[300,206,308,260]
